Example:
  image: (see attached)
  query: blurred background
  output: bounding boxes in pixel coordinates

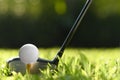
[0,0,120,48]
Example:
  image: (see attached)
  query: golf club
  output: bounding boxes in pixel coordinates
[7,0,92,75]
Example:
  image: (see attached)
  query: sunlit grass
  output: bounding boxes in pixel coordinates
[0,48,120,80]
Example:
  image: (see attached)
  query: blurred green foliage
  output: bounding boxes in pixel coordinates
[0,0,120,48]
[92,0,120,18]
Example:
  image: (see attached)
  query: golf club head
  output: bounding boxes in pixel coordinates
[7,57,57,75]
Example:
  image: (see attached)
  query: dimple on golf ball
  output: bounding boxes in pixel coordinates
[19,44,39,64]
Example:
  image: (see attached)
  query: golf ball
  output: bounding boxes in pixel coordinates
[19,44,39,64]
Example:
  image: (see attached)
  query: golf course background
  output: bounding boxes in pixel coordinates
[0,0,120,48]
[0,0,120,79]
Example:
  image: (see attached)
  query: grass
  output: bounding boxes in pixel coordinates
[0,48,120,80]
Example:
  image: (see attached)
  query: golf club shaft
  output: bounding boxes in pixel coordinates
[54,0,92,64]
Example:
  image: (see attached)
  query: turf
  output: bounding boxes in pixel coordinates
[0,48,120,80]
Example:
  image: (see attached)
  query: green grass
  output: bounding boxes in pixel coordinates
[0,48,120,80]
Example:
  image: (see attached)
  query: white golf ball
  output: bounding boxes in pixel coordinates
[19,44,39,64]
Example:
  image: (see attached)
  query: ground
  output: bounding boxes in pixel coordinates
[0,48,120,80]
